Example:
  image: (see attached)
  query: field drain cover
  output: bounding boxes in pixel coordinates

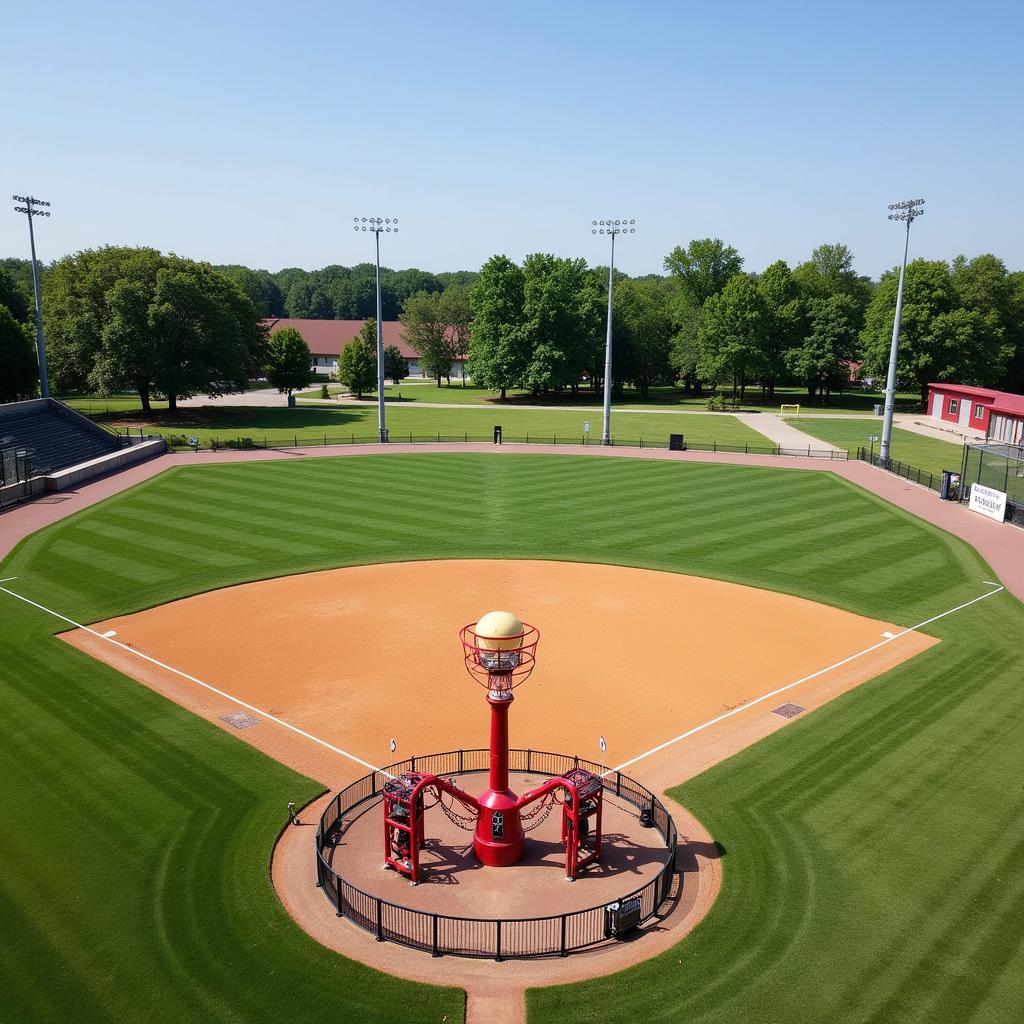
[772,703,805,719]
[220,712,260,730]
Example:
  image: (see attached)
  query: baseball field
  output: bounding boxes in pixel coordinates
[2,452,1022,1023]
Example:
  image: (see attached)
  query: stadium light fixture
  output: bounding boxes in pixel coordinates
[12,194,53,398]
[878,198,925,464]
[590,219,636,445]
[353,217,400,442]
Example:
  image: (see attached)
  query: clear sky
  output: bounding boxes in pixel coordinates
[4,1,1021,280]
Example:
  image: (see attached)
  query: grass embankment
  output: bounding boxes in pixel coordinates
[81,404,769,449]
[2,454,1022,1022]
[785,417,964,483]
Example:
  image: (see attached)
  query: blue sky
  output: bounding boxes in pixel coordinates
[4,1,1021,279]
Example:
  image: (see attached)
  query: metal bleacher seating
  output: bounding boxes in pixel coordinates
[0,402,122,477]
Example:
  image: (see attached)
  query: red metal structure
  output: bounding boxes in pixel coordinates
[382,611,604,884]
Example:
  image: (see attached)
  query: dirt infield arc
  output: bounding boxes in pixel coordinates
[64,559,935,792]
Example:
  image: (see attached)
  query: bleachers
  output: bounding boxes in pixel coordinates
[0,400,122,476]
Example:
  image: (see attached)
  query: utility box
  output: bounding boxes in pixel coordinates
[669,433,686,452]
[604,897,643,938]
[940,470,961,501]
[493,425,502,445]
[873,403,883,416]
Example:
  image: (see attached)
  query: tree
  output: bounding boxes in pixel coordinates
[0,266,31,323]
[215,265,284,317]
[337,319,377,398]
[468,255,529,399]
[439,284,473,369]
[519,254,602,394]
[860,258,1010,404]
[612,278,674,396]
[663,239,743,308]
[0,305,38,401]
[400,290,452,385]
[698,274,767,400]
[792,243,872,314]
[787,295,859,401]
[43,247,264,412]
[266,327,312,395]
[757,260,802,397]
[384,345,407,384]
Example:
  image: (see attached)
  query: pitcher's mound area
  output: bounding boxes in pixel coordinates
[64,559,936,790]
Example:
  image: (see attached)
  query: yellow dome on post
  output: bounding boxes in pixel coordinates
[475,610,524,651]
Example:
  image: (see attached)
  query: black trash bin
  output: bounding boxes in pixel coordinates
[493,425,502,445]
[669,433,687,452]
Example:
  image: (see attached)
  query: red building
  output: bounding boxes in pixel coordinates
[927,383,1024,444]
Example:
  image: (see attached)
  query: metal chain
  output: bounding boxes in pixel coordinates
[522,794,561,832]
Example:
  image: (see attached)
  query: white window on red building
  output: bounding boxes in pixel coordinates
[974,403,985,419]
[948,398,959,416]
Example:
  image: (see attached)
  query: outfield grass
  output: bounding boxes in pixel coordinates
[89,404,769,449]
[785,417,965,483]
[2,454,1022,1023]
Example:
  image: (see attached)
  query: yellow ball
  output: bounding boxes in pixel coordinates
[475,610,524,651]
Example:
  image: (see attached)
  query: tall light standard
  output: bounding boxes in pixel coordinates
[592,219,635,445]
[879,198,925,464]
[354,216,398,443]
[13,194,52,399]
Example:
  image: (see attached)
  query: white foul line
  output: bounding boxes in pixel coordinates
[0,584,391,779]
[611,583,1005,776]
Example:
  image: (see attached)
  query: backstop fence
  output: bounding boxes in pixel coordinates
[960,442,1024,526]
[0,446,32,510]
[315,747,679,960]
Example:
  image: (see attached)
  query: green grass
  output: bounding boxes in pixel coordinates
[2,454,1022,1022]
[89,403,767,449]
[785,417,964,483]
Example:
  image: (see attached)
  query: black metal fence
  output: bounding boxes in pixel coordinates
[315,748,678,960]
[856,446,944,494]
[163,431,848,460]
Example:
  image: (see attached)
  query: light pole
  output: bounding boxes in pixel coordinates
[13,194,52,399]
[879,198,925,464]
[354,216,398,442]
[591,219,635,445]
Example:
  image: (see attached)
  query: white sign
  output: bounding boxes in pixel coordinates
[868,435,879,443]
[599,735,606,752]
[968,484,1008,523]
[389,738,397,753]
[583,421,591,434]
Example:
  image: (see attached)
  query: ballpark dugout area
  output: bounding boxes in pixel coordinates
[1,451,1022,1024]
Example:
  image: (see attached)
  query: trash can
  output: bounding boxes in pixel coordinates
[668,433,687,452]
[287,393,296,408]
[873,403,883,416]
[493,425,502,445]
[940,470,960,501]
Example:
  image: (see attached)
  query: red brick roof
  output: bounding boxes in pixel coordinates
[262,318,448,361]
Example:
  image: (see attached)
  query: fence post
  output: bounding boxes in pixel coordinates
[411,755,417,771]
[376,899,384,941]
[560,913,568,957]
[640,435,643,449]
[495,919,503,962]
[458,748,464,772]
[527,748,532,772]
[432,913,440,957]
[615,771,622,796]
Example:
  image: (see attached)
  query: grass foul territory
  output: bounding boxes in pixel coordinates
[2,453,1022,1023]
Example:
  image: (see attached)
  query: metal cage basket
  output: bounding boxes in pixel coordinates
[459,622,539,696]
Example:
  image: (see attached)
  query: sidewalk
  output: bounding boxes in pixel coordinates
[736,413,845,453]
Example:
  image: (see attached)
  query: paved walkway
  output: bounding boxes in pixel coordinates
[735,413,845,452]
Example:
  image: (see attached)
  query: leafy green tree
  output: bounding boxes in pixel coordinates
[0,304,38,401]
[612,278,674,396]
[1001,272,1024,393]
[337,319,377,398]
[668,304,701,391]
[757,260,802,396]
[663,238,744,307]
[698,274,767,400]
[787,295,859,401]
[860,258,1009,404]
[43,247,263,412]
[519,254,602,394]
[400,290,451,385]
[285,279,332,319]
[266,327,312,395]
[384,345,407,383]
[468,255,528,399]
[215,265,284,317]
[439,284,473,365]
[792,243,873,314]
[0,266,31,323]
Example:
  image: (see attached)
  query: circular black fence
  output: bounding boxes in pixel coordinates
[315,748,678,960]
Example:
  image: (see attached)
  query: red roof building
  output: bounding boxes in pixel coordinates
[262,318,467,379]
[927,383,1024,444]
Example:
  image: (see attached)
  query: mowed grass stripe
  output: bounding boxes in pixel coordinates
[2,453,1021,1024]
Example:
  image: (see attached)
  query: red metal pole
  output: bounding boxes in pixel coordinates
[473,691,525,866]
